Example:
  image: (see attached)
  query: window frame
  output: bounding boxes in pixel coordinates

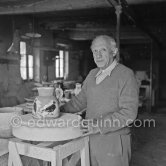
[20,41,34,80]
[55,50,69,79]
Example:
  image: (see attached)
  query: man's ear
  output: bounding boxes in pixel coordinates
[113,48,118,57]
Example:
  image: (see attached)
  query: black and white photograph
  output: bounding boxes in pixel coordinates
[0,0,166,166]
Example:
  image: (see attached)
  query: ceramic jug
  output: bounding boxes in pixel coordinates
[74,83,82,96]
[33,87,59,119]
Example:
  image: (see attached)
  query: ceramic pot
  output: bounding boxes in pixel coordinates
[33,87,59,119]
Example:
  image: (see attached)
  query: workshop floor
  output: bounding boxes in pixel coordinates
[130,110,166,166]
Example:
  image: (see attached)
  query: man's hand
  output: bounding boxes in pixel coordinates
[80,119,100,136]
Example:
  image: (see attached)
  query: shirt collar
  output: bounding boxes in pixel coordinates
[95,60,118,77]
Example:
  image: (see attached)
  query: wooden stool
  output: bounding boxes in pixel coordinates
[8,136,90,166]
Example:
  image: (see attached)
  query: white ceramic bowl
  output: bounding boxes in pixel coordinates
[0,107,23,138]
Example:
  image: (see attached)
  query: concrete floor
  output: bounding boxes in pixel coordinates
[130,111,166,166]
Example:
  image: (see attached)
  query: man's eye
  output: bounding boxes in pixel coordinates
[101,48,106,52]
[93,50,98,54]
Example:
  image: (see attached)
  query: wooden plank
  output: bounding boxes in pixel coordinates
[80,137,90,166]
[63,158,69,166]
[37,142,55,147]
[8,152,13,166]
[8,141,23,166]
[11,140,53,161]
[0,0,108,15]
[68,152,80,166]
[51,151,56,166]
[43,161,49,166]
[107,0,118,7]
[55,149,62,166]
[54,138,85,159]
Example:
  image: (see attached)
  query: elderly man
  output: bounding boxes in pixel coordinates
[61,35,139,166]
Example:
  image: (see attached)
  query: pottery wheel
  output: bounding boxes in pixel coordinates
[12,113,83,141]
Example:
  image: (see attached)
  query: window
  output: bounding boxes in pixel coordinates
[20,41,34,80]
[55,50,69,79]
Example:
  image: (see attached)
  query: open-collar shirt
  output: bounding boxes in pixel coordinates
[95,60,118,84]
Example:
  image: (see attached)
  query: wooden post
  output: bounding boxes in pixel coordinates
[80,137,90,166]
[8,141,23,166]
[149,40,153,112]
[115,5,122,62]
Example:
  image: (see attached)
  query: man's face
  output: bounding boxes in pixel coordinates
[91,38,115,70]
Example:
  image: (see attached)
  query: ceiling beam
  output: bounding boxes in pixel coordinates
[52,25,150,41]
[123,0,163,47]
[107,0,163,47]
[0,0,109,15]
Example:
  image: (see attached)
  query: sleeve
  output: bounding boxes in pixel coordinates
[98,70,139,134]
[60,74,89,113]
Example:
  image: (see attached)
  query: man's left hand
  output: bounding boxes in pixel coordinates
[80,119,100,136]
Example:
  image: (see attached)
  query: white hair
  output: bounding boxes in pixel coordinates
[91,35,117,51]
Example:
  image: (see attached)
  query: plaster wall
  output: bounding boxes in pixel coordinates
[0,16,34,107]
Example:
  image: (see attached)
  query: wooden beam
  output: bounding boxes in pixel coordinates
[106,0,162,47]
[0,57,19,64]
[107,0,118,7]
[115,5,122,61]
[0,0,109,15]
[122,0,162,47]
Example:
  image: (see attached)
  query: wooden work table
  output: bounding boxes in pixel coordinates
[8,136,89,166]
[8,105,90,166]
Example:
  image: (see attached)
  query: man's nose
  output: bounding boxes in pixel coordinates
[96,51,102,58]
